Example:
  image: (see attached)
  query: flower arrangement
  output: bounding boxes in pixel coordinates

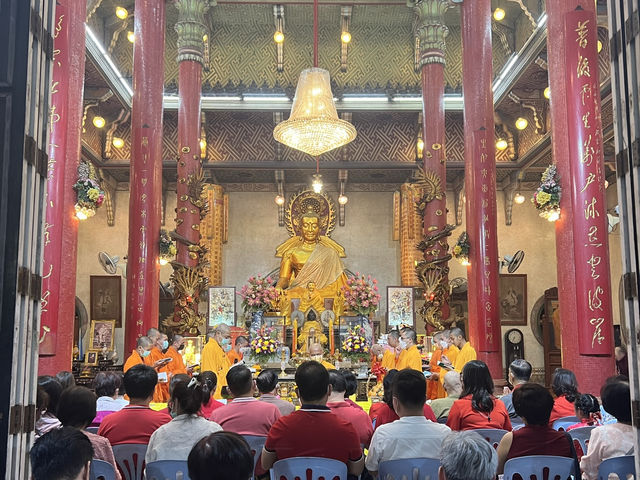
[250,331,279,360]
[342,273,381,316]
[73,162,104,220]
[452,231,471,266]
[239,275,279,314]
[532,164,561,221]
[159,229,177,264]
[342,326,370,362]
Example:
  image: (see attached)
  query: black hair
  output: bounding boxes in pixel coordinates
[235,335,248,346]
[460,360,495,414]
[200,371,217,405]
[169,374,190,396]
[574,393,600,419]
[94,371,118,397]
[188,431,253,480]
[393,369,426,409]
[57,386,97,429]
[36,387,49,415]
[383,369,399,409]
[339,368,358,396]
[30,427,94,480]
[226,365,253,397]
[114,372,125,396]
[171,380,204,415]
[55,371,76,391]
[601,380,631,423]
[37,376,63,416]
[328,370,347,393]
[509,359,532,382]
[123,364,158,400]
[551,368,579,403]
[512,383,554,426]
[256,369,279,394]
[295,361,329,403]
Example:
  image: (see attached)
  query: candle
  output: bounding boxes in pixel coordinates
[329,319,334,355]
[292,319,297,356]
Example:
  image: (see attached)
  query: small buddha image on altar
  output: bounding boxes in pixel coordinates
[297,310,327,354]
[181,336,203,367]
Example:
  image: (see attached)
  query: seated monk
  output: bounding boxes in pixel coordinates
[297,310,327,354]
[308,343,335,370]
[298,282,325,314]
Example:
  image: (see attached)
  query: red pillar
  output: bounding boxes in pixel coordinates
[547,1,614,394]
[125,0,165,352]
[461,0,502,378]
[39,0,86,375]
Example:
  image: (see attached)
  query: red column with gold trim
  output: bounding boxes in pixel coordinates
[39,0,86,374]
[461,0,502,377]
[125,0,166,352]
[547,0,614,393]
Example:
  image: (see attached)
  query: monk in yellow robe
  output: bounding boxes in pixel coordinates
[427,332,446,400]
[201,324,232,398]
[145,328,170,403]
[227,335,248,365]
[396,327,422,371]
[123,336,153,372]
[309,343,335,370]
[381,330,400,372]
[166,334,188,376]
[438,330,459,389]
[441,327,476,373]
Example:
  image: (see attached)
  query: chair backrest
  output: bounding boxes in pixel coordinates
[378,457,440,480]
[471,429,509,449]
[145,460,190,480]
[503,455,575,480]
[598,455,636,480]
[90,459,116,480]
[86,426,99,434]
[567,426,595,459]
[552,416,581,431]
[271,457,348,480]
[243,435,267,479]
[112,444,148,480]
[436,417,448,424]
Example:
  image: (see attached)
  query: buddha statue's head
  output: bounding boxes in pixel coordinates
[306,282,316,293]
[299,209,320,243]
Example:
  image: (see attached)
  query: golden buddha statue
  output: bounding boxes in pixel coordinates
[298,282,325,314]
[297,310,327,354]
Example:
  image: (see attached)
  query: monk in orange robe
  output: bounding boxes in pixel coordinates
[166,334,188,377]
[145,328,170,403]
[123,336,153,372]
[227,335,249,365]
[426,332,446,400]
[439,330,459,390]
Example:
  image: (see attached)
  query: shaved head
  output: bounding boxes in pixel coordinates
[147,328,160,341]
[308,343,324,356]
[172,334,184,348]
[137,336,152,348]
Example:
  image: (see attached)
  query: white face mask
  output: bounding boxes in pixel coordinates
[398,339,407,350]
[440,340,448,349]
[311,354,324,362]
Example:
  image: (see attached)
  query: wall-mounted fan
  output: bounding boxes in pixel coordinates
[98,252,125,275]
[499,250,525,273]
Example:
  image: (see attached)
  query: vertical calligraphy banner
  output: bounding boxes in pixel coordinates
[471,127,500,352]
[564,7,613,355]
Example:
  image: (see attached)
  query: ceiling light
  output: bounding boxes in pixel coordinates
[461,259,471,266]
[544,86,551,100]
[92,116,106,128]
[515,117,528,130]
[312,173,323,193]
[275,195,285,206]
[605,179,609,188]
[341,31,351,44]
[75,210,87,220]
[493,8,506,21]
[273,31,284,44]
[514,192,526,204]
[496,138,508,151]
[112,137,124,148]
[338,194,348,205]
[159,258,169,266]
[115,6,128,19]
[598,40,603,53]
[127,31,135,43]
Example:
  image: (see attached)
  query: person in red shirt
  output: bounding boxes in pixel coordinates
[447,360,511,431]
[339,369,365,411]
[97,364,171,445]
[327,370,373,447]
[262,361,364,478]
[200,371,225,418]
[549,368,580,425]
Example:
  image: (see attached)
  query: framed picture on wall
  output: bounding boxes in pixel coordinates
[499,274,528,326]
[85,351,99,366]
[88,319,116,351]
[386,286,415,329]
[90,275,122,327]
[208,286,236,326]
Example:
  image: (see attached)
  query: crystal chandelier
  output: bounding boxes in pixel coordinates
[273,0,356,156]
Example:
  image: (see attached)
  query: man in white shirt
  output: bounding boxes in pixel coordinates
[366,369,451,478]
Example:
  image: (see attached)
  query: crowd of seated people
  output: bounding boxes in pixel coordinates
[30,358,636,480]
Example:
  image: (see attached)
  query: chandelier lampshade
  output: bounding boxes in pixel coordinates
[273,68,357,156]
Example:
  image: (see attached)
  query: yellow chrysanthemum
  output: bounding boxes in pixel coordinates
[453,245,462,255]
[536,191,551,205]
[87,188,100,201]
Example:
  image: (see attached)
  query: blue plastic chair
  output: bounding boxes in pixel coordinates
[86,426,99,434]
[145,460,190,480]
[471,429,509,449]
[243,435,267,479]
[436,417,448,424]
[270,457,347,480]
[378,457,440,480]
[598,455,636,480]
[567,426,595,459]
[552,416,581,431]
[503,455,575,480]
[112,444,147,480]
[90,459,116,480]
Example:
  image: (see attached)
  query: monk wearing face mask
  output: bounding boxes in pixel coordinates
[124,336,154,372]
[201,324,232,399]
[395,327,422,372]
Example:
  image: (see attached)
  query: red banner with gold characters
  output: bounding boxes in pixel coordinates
[565,7,613,355]
[471,127,500,352]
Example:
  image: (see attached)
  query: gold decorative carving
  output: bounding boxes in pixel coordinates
[163,265,208,335]
[414,166,444,212]
[284,190,337,238]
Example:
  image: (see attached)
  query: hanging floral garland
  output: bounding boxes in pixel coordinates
[452,231,471,266]
[73,162,104,220]
[159,229,177,265]
[532,164,561,222]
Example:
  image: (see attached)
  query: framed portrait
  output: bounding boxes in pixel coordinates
[89,319,116,351]
[90,275,122,327]
[499,274,528,326]
[264,314,286,343]
[85,351,99,366]
[208,286,236,326]
[387,286,415,329]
